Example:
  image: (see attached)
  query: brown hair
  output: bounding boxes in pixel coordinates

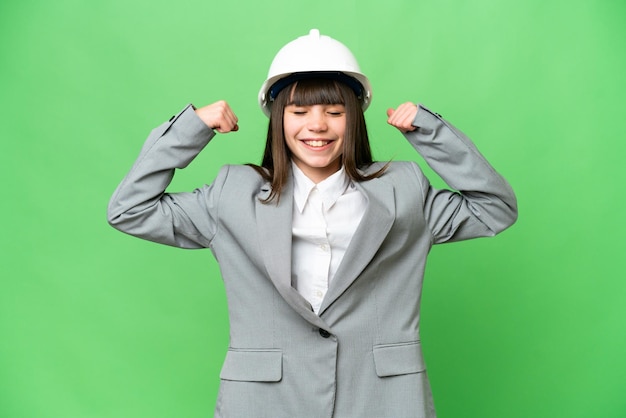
[249,77,387,203]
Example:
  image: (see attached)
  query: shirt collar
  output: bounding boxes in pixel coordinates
[292,163,351,213]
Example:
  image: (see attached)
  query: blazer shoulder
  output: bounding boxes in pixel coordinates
[374,160,426,181]
[218,164,268,190]
[374,161,429,203]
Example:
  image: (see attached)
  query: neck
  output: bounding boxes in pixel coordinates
[294,162,341,184]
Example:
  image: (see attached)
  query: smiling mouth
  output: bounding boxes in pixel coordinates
[302,139,333,147]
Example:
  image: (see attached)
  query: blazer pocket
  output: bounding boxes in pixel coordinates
[219,348,282,382]
[373,341,426,377]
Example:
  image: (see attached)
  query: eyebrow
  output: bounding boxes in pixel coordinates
[285,102,345,106]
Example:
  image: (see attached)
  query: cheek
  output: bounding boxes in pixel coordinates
[284,138,297,155]
[333,119,347,138]
[283,125,297,144]
[282,119,299,140]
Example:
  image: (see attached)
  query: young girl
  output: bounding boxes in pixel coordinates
[108,29,517,418]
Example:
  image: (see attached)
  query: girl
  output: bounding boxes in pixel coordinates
[108,29,517,418]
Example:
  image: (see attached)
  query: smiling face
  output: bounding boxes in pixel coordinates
[283,102,346,183]
[260,77,372,202]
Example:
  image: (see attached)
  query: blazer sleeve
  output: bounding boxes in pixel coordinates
[107,104,227,249]
[405,105,518,243]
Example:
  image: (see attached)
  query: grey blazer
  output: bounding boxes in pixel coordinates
[108,104,517,418]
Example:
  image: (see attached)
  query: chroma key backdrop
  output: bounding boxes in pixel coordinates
[1,0,625,417]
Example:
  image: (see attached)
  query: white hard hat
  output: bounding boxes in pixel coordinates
[258,29,372,117]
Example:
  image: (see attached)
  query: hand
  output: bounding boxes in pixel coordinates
[386,102,418,133]
[194,101,239,133]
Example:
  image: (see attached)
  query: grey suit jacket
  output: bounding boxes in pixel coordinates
[108,104,517,418]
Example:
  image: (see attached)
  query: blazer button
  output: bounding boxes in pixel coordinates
[319,329,331,338]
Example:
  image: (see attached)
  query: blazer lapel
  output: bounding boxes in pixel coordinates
[318,173,396,316]
[255,177,329,329]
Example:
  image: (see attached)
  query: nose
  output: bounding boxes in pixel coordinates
[306,109,327,132]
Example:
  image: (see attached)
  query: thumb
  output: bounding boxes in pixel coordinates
[386,108,395,118]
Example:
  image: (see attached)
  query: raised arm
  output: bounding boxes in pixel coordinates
[387,103,518,243]
[107,101,239,248]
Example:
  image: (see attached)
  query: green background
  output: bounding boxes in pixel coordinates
[1,0,625,417]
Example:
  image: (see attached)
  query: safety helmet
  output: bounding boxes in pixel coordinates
[258,29,372,117]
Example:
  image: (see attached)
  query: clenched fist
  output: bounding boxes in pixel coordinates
[195,101,239,133]
[387,102,418,133]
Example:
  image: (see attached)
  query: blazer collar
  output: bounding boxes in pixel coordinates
[255,174,329,329]
[255,165,396,325]
[318,169,395,315]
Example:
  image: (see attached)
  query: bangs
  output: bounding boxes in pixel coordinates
[288,78,347,106]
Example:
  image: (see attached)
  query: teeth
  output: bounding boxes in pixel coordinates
[304,140,329,147]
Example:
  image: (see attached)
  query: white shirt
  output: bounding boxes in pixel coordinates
[291,163,367,314]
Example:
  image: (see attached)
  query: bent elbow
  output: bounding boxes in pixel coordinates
[494,199,519,234]
[106,198,131,233]
[106,209,126,233]
[107,210,121,229]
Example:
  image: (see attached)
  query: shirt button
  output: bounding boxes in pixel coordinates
[319,329,331,338]
[316,290,323,298]
[319,244,328,251]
